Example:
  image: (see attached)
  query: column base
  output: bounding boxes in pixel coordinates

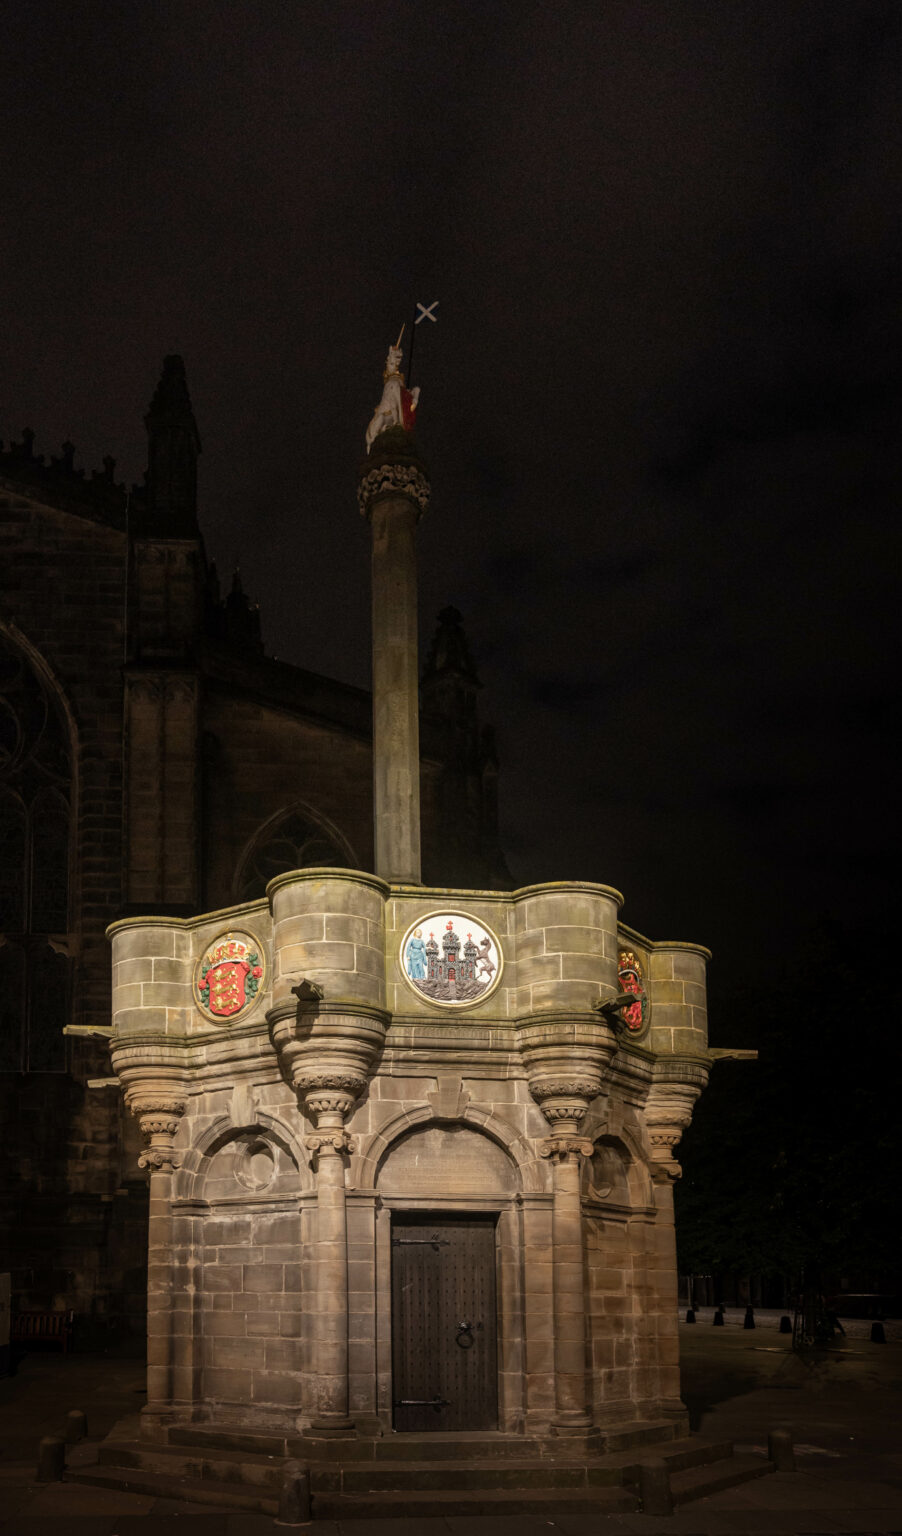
[308,1414,356,1436]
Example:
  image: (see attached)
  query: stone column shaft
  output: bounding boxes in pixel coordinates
[312,1142,352,1427]
[550,1148,592,1430]
[371,496,421,883]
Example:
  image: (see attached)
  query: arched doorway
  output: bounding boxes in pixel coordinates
[375,1122,521,1432]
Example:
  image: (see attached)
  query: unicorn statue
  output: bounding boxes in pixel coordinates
[365,327,420,453]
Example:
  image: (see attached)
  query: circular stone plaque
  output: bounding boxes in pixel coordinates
[195,930,266,1022]
[400,911,503,1009]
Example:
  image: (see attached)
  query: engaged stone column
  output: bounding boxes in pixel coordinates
[358,431,430,884]
[538,1102,595,1433]
[125,1088,187,1429]
[643,1078,706,1411]
[302,1083,361,1430]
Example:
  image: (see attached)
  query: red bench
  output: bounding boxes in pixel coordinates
[11,1310,74,1353]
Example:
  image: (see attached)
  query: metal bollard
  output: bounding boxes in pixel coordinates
[870,1321,886,1344]
[744,1305,755,1330]
[276,1458,312,1526]
[779,1314,792,1334]
[768,1425,795,1471]
[65,1409,88,1444]
[713,1306,724,1326]
[638,1456,674,1516]
[686,1307,696,1323]
[37,1436,65,1482]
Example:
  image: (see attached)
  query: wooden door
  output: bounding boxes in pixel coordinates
[391,1214,498,1432]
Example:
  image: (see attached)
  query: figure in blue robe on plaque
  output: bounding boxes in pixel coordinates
[406,928,427,980]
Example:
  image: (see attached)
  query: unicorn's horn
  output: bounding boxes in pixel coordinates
[394,323,406,349]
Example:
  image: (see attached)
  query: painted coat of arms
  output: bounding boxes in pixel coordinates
[196,932,265,1021]
[401,913,502,1008]
[617,948,649,1035]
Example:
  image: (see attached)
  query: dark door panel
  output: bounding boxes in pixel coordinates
[391,1215,498,1432]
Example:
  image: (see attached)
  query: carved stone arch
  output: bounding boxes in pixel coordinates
[175,1109,309,1200]
[355,1102,544,1194]
[232,799,359,903]
[581,1111,654,1211]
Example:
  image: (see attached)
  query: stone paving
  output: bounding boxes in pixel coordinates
[0,1326,899,1534]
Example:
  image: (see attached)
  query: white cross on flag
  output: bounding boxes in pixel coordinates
[415,301,439,324]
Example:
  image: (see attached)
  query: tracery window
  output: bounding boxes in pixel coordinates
[233,806,355,903]
[0,634,71,1073]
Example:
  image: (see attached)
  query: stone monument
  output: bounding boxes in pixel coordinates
[104,338,712,1466]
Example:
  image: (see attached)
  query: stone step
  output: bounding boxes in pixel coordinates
[671,1451,774,1504]
[98,1437,283,1489]
[313,1483,639,1519]
[65,1464,278,1515]
[167,1423,291,1456]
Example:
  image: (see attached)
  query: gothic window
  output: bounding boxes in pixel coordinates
[0,633,72,1073]
[233,806,356,903]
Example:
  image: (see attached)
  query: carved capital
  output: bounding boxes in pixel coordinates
[357,461,430,518]
[305,1130,354,1164]
[538,1135,594,1162]
[127,1093,187,1173]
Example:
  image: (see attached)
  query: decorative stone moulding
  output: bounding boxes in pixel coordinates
[357,459,430,518]
[643,1078,705,1180]
[268,999,389,1125]
[399,910,503,1010]
[194,929,266,1023]
[124,1088,187,1172]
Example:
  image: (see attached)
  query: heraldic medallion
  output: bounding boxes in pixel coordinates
[195,931,265,1022]
[617,948,649,1036]
[401,912,503,1009]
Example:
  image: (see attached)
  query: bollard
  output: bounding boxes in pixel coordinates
[65,1409,88,1444]
[744,1305,755,1330]
[768,1425,795,1471]
[638,1456,673,1516]
[276,1458,312,1526]
[870,1321,886,1344]
[779,1314,792,1334]
[686,1308,696,1323]
[36,1436,65,1482]
[713,1306,724,1326]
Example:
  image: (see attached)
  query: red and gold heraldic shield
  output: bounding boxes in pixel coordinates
[196,932,265,1021]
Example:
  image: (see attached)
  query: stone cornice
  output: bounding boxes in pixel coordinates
[265,866,390,902]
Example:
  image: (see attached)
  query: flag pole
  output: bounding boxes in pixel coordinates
[406,306,418,391]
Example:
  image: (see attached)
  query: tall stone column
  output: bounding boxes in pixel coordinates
[534,1081,599,1434]
[302,1083,360,1430]
[358,430,430,884]
[643,1077,706,1411]
[125,1087,187,1432]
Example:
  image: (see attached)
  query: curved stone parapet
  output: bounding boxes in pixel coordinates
[512,882,623,1015]
[267,867,388,1011]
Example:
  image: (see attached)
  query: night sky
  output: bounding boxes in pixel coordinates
[4,2,899,999]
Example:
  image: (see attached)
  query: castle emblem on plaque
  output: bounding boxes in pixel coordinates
[195,932,265,1021]
[617,948,649,1035]
[401,913,502,1008]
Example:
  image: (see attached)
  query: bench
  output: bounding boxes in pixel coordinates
[11,1310,74,1353]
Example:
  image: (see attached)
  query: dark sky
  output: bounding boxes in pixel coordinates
[3,1,900,991]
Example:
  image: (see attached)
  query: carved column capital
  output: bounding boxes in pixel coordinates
[126,1092,187,1172]
[644,1078,701,1181]
[357,459,430,519]
[538,1135,595,1162]
[304,1129,355,1165]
